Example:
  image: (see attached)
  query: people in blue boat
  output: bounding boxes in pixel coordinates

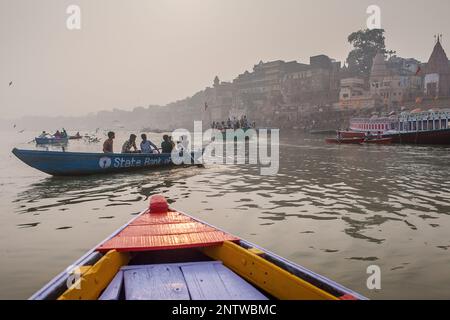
[61,128,68,138]
[140,133,160,154]
[161,135,174,154]
[39,131,48,138]
[122,134,139,153]
[54,130,61,138]
[103,131,115,153]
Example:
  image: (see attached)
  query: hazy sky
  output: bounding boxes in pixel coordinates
[1,0,450,118]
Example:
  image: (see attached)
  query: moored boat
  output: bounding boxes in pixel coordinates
[325,137,364,144]
[12,148,202,176]
[349,109,450,145]
[30,195,366,300]
[35,137,69,145]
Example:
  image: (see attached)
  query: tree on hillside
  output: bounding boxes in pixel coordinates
[346,29,395,79]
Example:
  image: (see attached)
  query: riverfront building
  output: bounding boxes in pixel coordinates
[422,36,450,98]
[369,52,422,108]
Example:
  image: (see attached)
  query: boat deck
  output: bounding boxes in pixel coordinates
[95,196,265,300]
[34,195,366,301]
[100,261,267,300]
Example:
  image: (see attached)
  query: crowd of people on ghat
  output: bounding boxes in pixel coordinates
[102,132,180,154]
[211,115,255,131]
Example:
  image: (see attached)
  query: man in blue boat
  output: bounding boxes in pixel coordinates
[140,133,160,154]
[103,131,115,153]
[122,134,139,153]
[161,135,173,154]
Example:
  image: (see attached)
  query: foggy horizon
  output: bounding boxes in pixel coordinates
[2,0,450,119]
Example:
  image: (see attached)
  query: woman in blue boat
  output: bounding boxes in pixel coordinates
[122,134,139,153]
[140,134,160,154]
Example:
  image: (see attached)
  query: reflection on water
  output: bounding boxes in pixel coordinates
[2,130,450,299]
[14,165,206,214]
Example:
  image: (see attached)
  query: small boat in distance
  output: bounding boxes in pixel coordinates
[35,137,69,145]
[325,137,365,144]
[12,148,202,176]
[68,134,82,140]
[30,195,366,300]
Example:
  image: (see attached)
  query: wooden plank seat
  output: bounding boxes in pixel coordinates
[99,261,268,300]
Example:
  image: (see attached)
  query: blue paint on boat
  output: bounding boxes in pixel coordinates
[12,148,201,176]
[35,137,69,145]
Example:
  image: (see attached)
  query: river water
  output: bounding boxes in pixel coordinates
[1,130,450,300]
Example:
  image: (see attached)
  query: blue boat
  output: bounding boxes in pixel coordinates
[35,137,69,145]
[12,148,202,176]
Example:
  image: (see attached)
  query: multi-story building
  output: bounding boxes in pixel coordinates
[206,76,234,121]
[229,56,342,125]
[281,55,341,105]
[231,60,301,122]
[338,78,378,110]
[369,52,422,108]
[233,60,291,109]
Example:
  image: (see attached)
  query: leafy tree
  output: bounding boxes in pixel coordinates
[346,29,395,79]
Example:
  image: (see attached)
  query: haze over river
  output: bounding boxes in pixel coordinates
[1,130,450,299]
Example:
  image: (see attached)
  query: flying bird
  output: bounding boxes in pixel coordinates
[9,81,13,86]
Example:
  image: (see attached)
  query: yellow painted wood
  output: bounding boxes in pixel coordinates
[58,250,130,300]
[247,248,265,256]
[78,266,92,275]
[201,241,337,300]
